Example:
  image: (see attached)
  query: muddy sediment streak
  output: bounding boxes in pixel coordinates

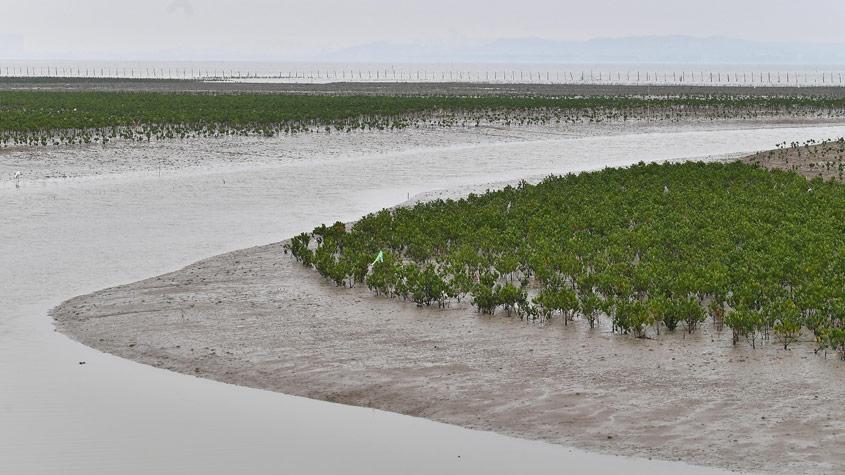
[54,238,845,475]
[6,78,845,97]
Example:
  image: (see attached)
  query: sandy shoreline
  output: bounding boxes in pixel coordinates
[43,122,845,474]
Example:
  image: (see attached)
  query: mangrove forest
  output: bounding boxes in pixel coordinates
[4,91,845,146]
[287,161,845,358]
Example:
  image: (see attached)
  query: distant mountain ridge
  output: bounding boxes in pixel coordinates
[322,36,845,64]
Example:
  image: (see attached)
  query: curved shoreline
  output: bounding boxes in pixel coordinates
[39,121,845,474]
[53,197,845,475]
[15,121,749,474]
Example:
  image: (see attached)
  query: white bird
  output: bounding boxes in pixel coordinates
[14,171,21,179]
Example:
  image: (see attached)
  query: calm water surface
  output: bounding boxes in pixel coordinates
[4,123,845,474]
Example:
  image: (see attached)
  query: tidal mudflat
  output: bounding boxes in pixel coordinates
[42,120,845,474]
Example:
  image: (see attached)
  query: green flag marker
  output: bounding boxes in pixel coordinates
[372,251,384,266]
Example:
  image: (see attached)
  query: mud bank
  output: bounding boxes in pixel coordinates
[53,203,845,475]
[5,78,845,97]
[45,122,845,474]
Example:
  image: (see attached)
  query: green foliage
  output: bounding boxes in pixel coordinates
[580,293,602,329]
[473,272,502,315]
[285,233,313,266]
[661,298,684,332]
[4,91,845,146]
[533,286,578,323]
[771,299,803,350]
[725,308,764,348]
[290,161,845,353]
[680,297,706,334]
[614,300,651,337]
[409,264,452,307]
[817,327,845,360]
[498,282,528,317]
[367,252,399,297]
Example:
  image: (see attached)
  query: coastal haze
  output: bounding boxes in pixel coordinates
[4,0,845,61]
[6,1,845,85]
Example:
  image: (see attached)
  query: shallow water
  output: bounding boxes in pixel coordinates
[3,122,845,474]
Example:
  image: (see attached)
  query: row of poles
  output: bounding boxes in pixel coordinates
[2,66,845,86]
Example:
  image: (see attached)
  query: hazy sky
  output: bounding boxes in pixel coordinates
[4,0,845,60]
